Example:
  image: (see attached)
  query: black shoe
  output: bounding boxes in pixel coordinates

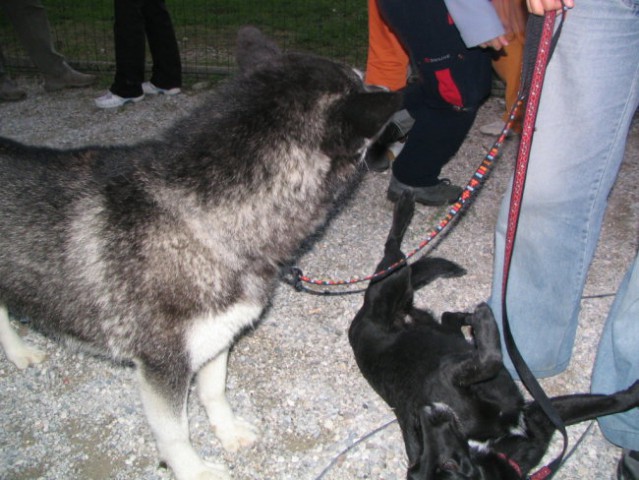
[618,450,639,480]
[365,122,406,172]
[387,175,462,206]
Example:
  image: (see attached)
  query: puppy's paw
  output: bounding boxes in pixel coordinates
[471,302,495,323]
[215,417,258,452]
[441,311,471,330]
[196,461,232,480]
[5,344,46,370]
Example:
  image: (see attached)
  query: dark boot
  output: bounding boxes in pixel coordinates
[0,75,26,101]
[44,63,96,91]
[387,175,462,206]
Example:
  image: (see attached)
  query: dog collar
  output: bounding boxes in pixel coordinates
[528,465,553,480]
[497,452,523,478]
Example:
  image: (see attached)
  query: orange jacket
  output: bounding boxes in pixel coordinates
[364,0,409,91]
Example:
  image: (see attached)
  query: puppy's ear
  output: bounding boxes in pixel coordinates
[235,26,282,74]
[416,405,479,479]
[342,91,403,139]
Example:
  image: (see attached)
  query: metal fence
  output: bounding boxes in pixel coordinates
[0,0,368,78]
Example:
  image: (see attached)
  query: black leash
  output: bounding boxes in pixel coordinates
[502,8,570,480]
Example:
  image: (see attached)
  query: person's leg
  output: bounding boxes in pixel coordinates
[378,0,491,204]
[364,0,409,91]
[481,0,527,136]
[0,0,66,76]
[487,35,525,134]
[489,0,639,377]
[0,44,26,101]
[1,0,95,90]
[592,253,639,452]
[497,37,524,131]
[142,0,181,90]
[110,0,146,98]
[391,40,491,185]
[391,91,476,187]
[361,0,413,172]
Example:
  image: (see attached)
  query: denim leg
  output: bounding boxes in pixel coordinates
[489,0,639,377]
[592,254,639,450]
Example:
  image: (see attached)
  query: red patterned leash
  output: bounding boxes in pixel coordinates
[499,9,570,480]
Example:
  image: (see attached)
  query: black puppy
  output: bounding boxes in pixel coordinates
[349,191,639,479]
[411,385,639,479]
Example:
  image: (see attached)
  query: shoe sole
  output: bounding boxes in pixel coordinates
[44,81,96,92]
[94,95,144,109]
[143,84,181,96]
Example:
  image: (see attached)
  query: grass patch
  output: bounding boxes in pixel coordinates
[0,0,368,76]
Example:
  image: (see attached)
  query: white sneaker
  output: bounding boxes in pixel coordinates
[94,91,144,109]
[142,81,181,96]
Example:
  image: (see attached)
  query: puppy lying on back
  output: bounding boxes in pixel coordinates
[349,191,639,479]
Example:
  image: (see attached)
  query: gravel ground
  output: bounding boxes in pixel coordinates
[0,76,637,480]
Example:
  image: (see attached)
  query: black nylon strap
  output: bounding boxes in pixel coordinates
[502,10,569,480]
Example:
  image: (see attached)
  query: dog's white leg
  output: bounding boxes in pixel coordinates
[197,349,258,452]
[0,305,45,369]
[135,364,231,480]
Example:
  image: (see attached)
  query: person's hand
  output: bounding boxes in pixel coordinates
[527,0,574,15]
[480,34,509,51]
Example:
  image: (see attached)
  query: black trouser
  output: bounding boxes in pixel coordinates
[111,0,182,98]
[377,0,492,186]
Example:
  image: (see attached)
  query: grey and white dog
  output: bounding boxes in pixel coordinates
[0,27,402,480]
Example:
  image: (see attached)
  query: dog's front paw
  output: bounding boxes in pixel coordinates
[196,461,232,480]
[171,459,231,480]
[5,344,46,370]
[214,417,258,452]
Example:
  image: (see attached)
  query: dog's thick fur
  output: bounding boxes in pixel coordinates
[349,192,639,479]
[0,27,401,480]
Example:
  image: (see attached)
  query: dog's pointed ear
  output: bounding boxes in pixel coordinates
[235,26,282,74]
[342,91,403,139]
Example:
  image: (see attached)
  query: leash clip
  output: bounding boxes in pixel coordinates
[286,266,305,292]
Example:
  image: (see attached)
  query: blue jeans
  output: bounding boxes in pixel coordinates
[488,0,639,450]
